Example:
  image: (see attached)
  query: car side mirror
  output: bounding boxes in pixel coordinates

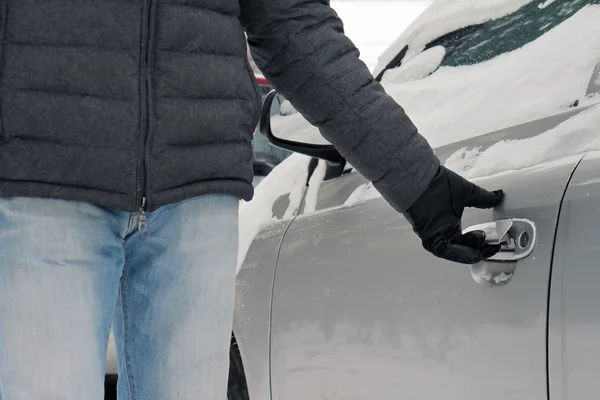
[259,90,344,165]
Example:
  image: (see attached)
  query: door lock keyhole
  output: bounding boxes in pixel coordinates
[519,232,530,249]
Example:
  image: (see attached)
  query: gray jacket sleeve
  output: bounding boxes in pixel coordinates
[239,0,440,212]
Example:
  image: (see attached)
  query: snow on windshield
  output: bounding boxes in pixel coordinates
[381,45,446,85]
[272,4,600,148]
[383,5,600,147]
[374,0,533,75]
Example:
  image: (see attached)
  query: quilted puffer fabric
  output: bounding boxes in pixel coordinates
[0,0,259,212]
[0,0,438,213]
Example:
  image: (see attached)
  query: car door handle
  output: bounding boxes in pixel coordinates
[464,218,537,262]
[463,219,537,285]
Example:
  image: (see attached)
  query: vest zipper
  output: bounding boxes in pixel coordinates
[138,196,148,232]
[137,0,155,231]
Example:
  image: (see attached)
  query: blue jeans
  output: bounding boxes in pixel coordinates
[0,195,239,400]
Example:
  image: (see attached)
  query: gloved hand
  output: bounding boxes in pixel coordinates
[404,166,504,264]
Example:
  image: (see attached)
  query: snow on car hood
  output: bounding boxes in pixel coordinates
[445,104,600,179]
[346,102,600,207]
[383,4,600,148]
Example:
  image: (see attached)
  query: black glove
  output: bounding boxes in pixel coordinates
[404,166,504,264]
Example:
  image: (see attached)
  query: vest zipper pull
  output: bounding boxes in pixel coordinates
[138,197,148,233]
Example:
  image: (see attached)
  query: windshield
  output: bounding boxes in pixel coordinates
[378,0,600,148]
[426,0,600,67]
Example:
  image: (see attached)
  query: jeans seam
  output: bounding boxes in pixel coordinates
[119,282,134,400]
[125,213,137,237]
[126,214,134,236]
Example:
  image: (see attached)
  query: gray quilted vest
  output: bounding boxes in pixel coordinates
[0,0,260,212]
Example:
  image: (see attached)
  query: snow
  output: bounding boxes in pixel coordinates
[304,160,327,214]
[374,0,533,76]
[444,105,600,179]
[380,45,445,85]
[344,182,381,206]
[271,4,600,150]
[538,0,557,9]
[493,273,513,284]
[270,102,331,145]
[237,154,311,271]
[383,5,600,148]
[278,99,296,116]
[580,93,600,107]
[270,1,432,143]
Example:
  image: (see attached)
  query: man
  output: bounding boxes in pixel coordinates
[0,1,503,399]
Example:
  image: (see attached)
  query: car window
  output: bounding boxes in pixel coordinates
[425,0,600,67]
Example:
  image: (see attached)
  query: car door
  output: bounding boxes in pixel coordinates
[548,149,600,400]
[268,108,593,400]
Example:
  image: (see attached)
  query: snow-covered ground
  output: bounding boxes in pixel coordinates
[239,0,600,270]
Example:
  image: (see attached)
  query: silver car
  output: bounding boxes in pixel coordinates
[106,1,600,399]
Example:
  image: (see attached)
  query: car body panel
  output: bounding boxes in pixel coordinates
[263,105,599,399]
[549,150,600,400]
[234,98,599,399]
[233,222,290,400]
[235,1,600,398]
[314,103,598,213]
[233,185,311,400]
[268,151,580,400]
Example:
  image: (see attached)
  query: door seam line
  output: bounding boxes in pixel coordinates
[267,185,310,400]
[545,152,586,400]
